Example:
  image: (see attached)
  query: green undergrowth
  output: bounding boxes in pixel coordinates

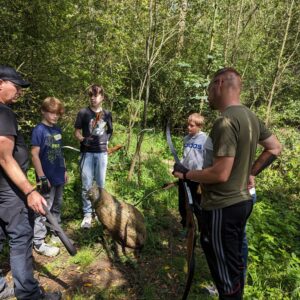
[244,127,300,299]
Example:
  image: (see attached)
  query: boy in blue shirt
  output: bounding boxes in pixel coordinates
[31,97,67,257]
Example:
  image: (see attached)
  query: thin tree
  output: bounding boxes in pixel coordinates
[177,0,188,56]
[266,0,296,125]
[127,0,178,181]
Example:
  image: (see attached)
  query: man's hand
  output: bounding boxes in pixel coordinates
[27,191,47,215]
[251,135,282,176]
[247,175,255,190]
[172,163,189,180]
[173,162,189,174]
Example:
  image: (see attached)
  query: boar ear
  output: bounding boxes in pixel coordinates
[94,186,100,200]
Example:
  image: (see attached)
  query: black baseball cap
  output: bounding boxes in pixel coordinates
[0,65,30,88]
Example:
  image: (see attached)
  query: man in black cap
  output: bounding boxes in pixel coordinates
[0,65,62,299]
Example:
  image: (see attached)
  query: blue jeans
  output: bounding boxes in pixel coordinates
[33,185,63,245]
[0,188,41,299]
[80,152,108,215]
[242,192,257,279]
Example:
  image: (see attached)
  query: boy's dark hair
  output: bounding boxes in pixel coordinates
[41,97,64,115]
[88,84,104,97]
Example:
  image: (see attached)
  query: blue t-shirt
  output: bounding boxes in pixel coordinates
[31,123,66,186]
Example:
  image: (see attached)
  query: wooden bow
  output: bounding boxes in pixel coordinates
[166,122,197,300]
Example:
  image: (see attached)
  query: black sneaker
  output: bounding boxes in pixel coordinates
[39,291,62,300]
[0,285,14,300]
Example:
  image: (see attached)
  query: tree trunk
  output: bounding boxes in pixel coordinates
[224,0,231,65]
[128,0,154,181]
[206,0,218,77]
[177,0,188,56]
[266,0,294,125]
[200,0,217,113]
[125,84,142,154]
[231,0,244,64]
[127,0,178,181]
[127,54,151,181]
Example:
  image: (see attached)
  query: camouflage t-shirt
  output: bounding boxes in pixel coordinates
[201,105,271,210]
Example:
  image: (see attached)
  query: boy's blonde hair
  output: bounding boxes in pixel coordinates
[41,97,64,115]
[188,113,204,128]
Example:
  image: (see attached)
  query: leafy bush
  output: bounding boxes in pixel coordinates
[245,127,300,299]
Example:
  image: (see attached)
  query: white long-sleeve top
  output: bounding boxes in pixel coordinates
[181,131,208,170]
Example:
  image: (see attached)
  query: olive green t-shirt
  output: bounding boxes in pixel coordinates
[201,105,272,210]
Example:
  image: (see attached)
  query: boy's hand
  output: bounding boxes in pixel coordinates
[65,171,68,183]
[81,137,88,146]
[37,176,50,194]
[81,137,93,146]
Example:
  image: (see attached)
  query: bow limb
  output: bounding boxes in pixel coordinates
[166,122,197,300]
[63,145,123,156]
[134,181,178,207]
[182,181,197,300]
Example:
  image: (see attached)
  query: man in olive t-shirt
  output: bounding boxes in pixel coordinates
[173,67,282,299]
[201,105,271,210]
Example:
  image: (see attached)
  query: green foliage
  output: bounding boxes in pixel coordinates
[1,0,300,128]
[69,247,98,269]
[63,124,299,299]
[244,127,300,299]
[1,124,299,299]
[1,0,300,298]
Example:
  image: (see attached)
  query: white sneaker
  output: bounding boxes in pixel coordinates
[201,284,219,296]
[0,285,14,299]
[81,215,92,229]
[51,234,75,246]
[34,243,60,257]
[50,234,62,245]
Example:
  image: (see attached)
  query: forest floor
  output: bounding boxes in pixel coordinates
[2,214,215,300]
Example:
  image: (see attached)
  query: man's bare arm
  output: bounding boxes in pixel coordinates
[251,134,282,176]
[0,135,47,214]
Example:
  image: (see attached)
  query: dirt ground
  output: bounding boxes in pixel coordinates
[3,217,211,300]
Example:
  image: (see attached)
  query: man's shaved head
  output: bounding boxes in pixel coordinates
[213,67,241,78]
[213,67,242,90]
[208,67,242,110]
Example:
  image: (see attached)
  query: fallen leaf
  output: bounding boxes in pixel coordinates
[84,283,93,287]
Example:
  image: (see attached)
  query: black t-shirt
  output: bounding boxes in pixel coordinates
[0,103,29,191]
[74,107,113,153]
